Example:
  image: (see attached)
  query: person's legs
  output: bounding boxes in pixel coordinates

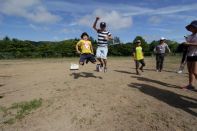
[139,59,145,72]
[135,60,140,75]
[178,52,187,73]
[156,54,160,71]
[160,54,165,71]
[88,54,97,64]
[101,47,108,72]
[96,47,104,68]
[194,62,197,80]
[79,54,86,65]
[187,61,194,85]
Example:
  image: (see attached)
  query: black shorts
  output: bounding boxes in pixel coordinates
[79,54,96,63]
[135,59,145,68]
[187,56,197,62]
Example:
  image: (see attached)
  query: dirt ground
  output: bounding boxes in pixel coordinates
[0,57,197,131]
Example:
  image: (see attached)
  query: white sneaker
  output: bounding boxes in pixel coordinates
[177,70,183,74]
[70,63,79,70]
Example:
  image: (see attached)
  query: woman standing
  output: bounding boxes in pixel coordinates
[183,20,197,90]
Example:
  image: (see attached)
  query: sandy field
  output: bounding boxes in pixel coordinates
[0,57,197,131]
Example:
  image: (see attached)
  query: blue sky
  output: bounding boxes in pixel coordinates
[0,0,196,43]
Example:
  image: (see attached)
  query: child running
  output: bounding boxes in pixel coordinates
[93,17,112,72]
[132,40,146,75]
[76,32,96,66]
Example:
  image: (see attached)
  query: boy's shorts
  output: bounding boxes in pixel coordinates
[96,46,108,59]
[135,59,145,68]
[79,54,96,63]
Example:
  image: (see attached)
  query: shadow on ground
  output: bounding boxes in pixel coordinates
[128,82,197,117]
[114,70,137,75]
[70,72,102,79]
[131,76,180,89]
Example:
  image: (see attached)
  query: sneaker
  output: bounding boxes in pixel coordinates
[182,85,195,90]
[86,59,89,64]
[156,70,159,72]
[104,67,107,73]
[177,70,183,74]
[99,65,103,72]
[139,67,144,72]
[96,64,100,72]
[70,63,79,70]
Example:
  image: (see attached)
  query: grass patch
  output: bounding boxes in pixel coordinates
[0,98,42,124]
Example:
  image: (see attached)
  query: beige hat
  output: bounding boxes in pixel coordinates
[160,37,166,40]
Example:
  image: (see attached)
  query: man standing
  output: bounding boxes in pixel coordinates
[154,37,171,72]
[93,17,112,72]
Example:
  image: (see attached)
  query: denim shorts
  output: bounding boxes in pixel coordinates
[79,54,96,63]
[96,46,108,59]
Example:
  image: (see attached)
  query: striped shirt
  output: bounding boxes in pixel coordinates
[97,30,111,47]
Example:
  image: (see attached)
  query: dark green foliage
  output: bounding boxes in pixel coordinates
[0,36,181,59]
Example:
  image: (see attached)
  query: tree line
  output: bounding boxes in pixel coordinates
[0,36,181,59]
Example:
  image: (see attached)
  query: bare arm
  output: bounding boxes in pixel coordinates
[76,41,81,54]
[90,44,94,54]
[166,45,171,53]
[93,17,100,31]
[185,42,197,46]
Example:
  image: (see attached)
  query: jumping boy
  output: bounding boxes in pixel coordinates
[132,40,146,75]
[76,32,96,65]
[93,17,112,72]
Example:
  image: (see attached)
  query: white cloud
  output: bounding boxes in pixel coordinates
[78,9,132,30]
[61,28,82,34]
[152,3,197,15]
[29,24,49,31]
[0,0,61,24]
[148,16,162,25]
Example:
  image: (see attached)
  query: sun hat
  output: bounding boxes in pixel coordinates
[160,37,165,40]
[186,20,197,30]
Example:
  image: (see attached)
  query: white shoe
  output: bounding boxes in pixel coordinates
[177,70,183,74]
[70,63,79,70]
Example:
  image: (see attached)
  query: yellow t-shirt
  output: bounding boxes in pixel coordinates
[135,46,144,60]
[76,40,92,54]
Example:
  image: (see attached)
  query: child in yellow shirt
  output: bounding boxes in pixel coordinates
[76,32,96,65]
[132,40,146,75]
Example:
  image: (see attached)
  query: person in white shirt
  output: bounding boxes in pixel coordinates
[154,37,171,72]
[182,20,197,90]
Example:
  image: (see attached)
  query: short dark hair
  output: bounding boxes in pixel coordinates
[100,22,106,28]
[81,32,89,39]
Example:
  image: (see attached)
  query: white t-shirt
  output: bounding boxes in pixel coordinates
[186,33,197,56]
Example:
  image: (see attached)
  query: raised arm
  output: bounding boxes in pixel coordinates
[93,17,100,31]
[90,43,94,54]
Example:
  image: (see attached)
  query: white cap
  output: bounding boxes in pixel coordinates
[160,37,166,40]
